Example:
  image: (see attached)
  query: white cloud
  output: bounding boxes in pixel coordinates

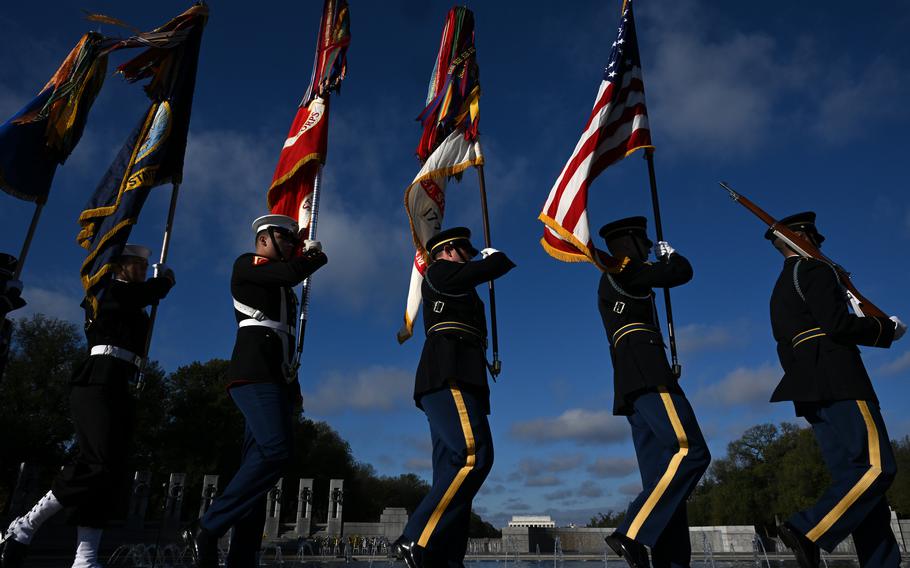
[880,351,910,377]
[510,409,629,446]
[403,457,431,472]
[812,59,910,144]
[586,457,637,479]
[14,286,84,324]
[517,454,586,476]
[303,365,412,414]
[525,476,561,488]
[676,322,738,354]
[618,482,642,497]
[642,4,803,154]
[578,480,604,498]
[695,362,780,407]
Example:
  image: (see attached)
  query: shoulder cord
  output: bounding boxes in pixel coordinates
[607,273,661,328]
[606,273,652,300]
[424,269,472,299]
[793,259,844,303]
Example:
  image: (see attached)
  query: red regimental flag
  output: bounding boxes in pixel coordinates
[267,96,329,232]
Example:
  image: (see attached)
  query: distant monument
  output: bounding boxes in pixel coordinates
[508,515,556,528]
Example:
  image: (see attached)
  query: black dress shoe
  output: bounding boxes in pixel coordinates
[0,535,28,568]
[182,525,218,568]
[605,531,650,568]
[778,522,819,568]
[390,536,430,568]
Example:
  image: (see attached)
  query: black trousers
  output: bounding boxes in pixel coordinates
[51,377,134,527]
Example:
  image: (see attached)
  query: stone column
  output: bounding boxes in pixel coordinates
[294,478,314,537]
[326,479,344,536]
[263,478,283,540]
[162,473,186,531]
[198,474,219,518]
[126,471,151,530]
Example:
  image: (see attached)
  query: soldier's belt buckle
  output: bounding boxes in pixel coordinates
[613,301,625,314]
[433,300,445,313]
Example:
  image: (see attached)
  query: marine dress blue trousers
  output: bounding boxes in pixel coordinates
[200,382,294,567]
[788,400,898,567]
[403,385,494,566]
[617,388,710,568]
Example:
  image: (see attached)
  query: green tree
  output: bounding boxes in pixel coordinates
[587,510,626,528]
[0,316,85,507]
[888,436,910,515]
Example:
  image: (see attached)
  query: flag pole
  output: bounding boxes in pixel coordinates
[13,201,46,280]
[475,164,501,377]
[643,148,681,378]
[293,165,322,369]
[139,181,181,386]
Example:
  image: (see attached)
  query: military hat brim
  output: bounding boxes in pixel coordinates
[120,244,152,261]
[765,211,825,244]
[253,214,299,236]
[598,216,652,246]
[426,227,479,259]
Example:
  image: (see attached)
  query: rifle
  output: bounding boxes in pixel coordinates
[719,181,886,318]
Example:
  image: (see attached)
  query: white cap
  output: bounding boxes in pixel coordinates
[121,244,152,260]
[252,214,298,235]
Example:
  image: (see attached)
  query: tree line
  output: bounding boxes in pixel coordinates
[0,315,499,537]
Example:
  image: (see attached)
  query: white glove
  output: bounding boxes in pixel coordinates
[480,247,500,259]
[152,263,176,284]
[303,239,322,253]
[655,240,675,258]
[891,316,907,341]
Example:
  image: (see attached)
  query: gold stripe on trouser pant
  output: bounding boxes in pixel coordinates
[626,388,689,540]
[806,401,881,542]
[417,387,476,547]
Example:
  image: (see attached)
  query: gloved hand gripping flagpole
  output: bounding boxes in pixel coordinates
[293,166,322,370]
[475,163,501,377]
[139,181,181,389]
[644,149,681,378]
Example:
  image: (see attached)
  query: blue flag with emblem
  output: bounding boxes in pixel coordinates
[0,32,110,203]
[78,4,208,317]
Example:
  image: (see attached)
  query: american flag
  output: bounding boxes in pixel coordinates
[539,0,652,269]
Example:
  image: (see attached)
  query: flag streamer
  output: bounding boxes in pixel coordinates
[398,6,483,343]
[0,32,111,202]
[77,5,208,317]
[268,0,350,234]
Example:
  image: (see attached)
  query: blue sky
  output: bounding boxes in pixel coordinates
[2,1,910,528]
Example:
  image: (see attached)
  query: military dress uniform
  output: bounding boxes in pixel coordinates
[191,215,326,568]
[397,227,514,568]
[54,269,173,525]
[597,217,709,568]
[768,213,901,567]
[0,244,172,568]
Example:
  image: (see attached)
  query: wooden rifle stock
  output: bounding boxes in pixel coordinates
[718,181,887,318]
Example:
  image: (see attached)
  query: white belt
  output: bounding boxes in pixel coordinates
[90,345,143,367]
[233,297,293,335]
[238,319,294,334]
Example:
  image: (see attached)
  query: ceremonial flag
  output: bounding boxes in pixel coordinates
[267,0,350,230]
[398,6,483,343]
[78,5,208,316]
[538,0,652,270]
[0,33,110,203]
